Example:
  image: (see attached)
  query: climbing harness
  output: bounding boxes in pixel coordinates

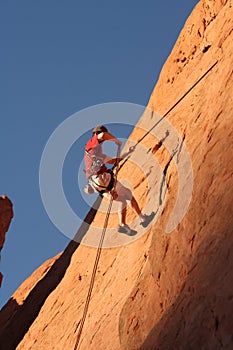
[89,169,115,194]
[74,61,218,349]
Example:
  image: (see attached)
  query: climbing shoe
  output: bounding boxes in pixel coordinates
[118,225,137,236]
[118,225,132,234]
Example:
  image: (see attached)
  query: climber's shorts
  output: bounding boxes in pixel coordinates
[102,180,133,203]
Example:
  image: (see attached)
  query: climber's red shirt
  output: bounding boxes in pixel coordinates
[84,134,107,178]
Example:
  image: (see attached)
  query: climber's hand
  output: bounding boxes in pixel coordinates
[128,145,136,153]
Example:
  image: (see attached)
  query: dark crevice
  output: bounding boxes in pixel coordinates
[176,133,186,163]
[151,130,169,155]
[215,316,219,331]
[202,45,211,53]
[159,149,178,206]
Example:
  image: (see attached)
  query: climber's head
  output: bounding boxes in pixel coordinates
[92,125,108,136]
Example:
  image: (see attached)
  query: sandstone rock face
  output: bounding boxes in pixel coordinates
[0,1,232,349]
[0,195,13,287]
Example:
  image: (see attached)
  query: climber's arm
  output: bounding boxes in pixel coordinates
[97,131,122,147]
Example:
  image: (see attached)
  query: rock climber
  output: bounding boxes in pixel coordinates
[84,125,154,234]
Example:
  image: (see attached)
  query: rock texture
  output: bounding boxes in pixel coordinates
[0,1,232,349]
[0,195,13,287]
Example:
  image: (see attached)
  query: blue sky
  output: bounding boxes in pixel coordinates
[0,0,198,308]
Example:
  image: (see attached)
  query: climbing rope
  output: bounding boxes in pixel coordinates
[117,60,218,173]
[74,60,218,349]
[74,146,121,350]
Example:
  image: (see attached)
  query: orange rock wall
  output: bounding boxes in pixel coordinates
[0,1,232,349]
